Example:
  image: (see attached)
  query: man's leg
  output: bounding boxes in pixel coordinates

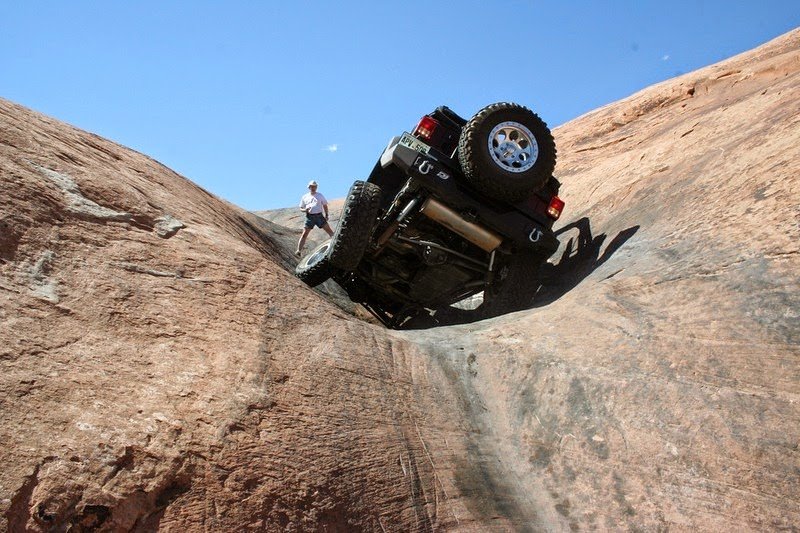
[296,227,312,256]
[322,222,334,237]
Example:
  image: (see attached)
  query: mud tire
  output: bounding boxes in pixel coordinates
[295,240,334,287]
[328,181,382,271]
[481,251,545,318]
[458,102,556,203]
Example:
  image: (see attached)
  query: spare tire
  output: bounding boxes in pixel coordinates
[458,102,556,203]
[295,239,334,287]
[328,180,382,271]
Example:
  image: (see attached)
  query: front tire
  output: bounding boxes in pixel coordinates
[458,102,556,203]
[328,181,382,271]
[295,240,334,287]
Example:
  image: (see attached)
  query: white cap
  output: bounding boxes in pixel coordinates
[308,180,318,187]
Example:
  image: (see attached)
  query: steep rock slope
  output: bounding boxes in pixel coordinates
[392,29,798,530]
[1,27,798,532]
[0,100,489,531]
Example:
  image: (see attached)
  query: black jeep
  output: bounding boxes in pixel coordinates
[296,102,564,328]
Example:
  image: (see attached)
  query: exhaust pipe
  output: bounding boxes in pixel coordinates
[419,198,502,252]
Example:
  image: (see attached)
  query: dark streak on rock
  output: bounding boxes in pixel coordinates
[4,464,41,531]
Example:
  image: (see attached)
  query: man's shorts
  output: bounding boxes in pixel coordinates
[304,213,327,229]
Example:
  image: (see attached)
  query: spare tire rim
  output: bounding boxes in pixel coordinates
[302,241,330,268]
[487,121,539,173]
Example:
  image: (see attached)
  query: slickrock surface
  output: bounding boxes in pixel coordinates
[398,29,800,530]
[2,28,799,531]
[406,30,799,530]
[0,100,477,531]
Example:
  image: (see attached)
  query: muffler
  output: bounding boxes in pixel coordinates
[419,198,502,252]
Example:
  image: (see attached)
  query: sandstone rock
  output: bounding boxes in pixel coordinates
[1,28,798,532]
[0,98,474,531]
[396,28,800,530]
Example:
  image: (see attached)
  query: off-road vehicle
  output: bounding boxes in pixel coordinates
[296,102,564,328]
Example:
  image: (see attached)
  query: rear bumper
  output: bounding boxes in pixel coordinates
[384,143,559,256]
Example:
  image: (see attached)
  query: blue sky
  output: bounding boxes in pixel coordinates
[2,2,798,210]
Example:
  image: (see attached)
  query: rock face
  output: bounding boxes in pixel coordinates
[0,99,477,531]
[434,29,800,530]
[1,29,799,532]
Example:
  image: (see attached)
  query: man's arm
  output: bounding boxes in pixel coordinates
[321,194,329,219]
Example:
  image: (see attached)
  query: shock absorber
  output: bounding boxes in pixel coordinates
[376,195,420,247]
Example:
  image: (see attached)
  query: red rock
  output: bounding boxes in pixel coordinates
[1,28,798,531]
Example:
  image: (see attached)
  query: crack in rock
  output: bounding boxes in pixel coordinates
[116,262,182,278]
[115,262,215,283]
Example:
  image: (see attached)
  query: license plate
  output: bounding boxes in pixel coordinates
[399,132,431,154]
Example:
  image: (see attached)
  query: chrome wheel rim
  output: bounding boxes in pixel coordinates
[488,121,539,173]
[302,241,330,268]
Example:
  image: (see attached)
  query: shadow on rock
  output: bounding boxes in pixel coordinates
[409,219,639,329]
[534,218,639,307]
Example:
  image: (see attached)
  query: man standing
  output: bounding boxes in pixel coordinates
[296,180,334,256]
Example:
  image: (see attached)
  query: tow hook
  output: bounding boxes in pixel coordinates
[529,228,543,243]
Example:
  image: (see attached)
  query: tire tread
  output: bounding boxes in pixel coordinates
[458,102,556,203]
[328,181,382,270]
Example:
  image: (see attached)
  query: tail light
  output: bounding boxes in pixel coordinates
[547,196,565,220]
[413,115,439,141]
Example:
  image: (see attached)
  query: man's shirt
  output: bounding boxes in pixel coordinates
[299,192,327,215]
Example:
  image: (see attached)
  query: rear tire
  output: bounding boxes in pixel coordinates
[295,240,334,287]
[328,181,382,270]
[480,251,544,318]
[458,102,556,203]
